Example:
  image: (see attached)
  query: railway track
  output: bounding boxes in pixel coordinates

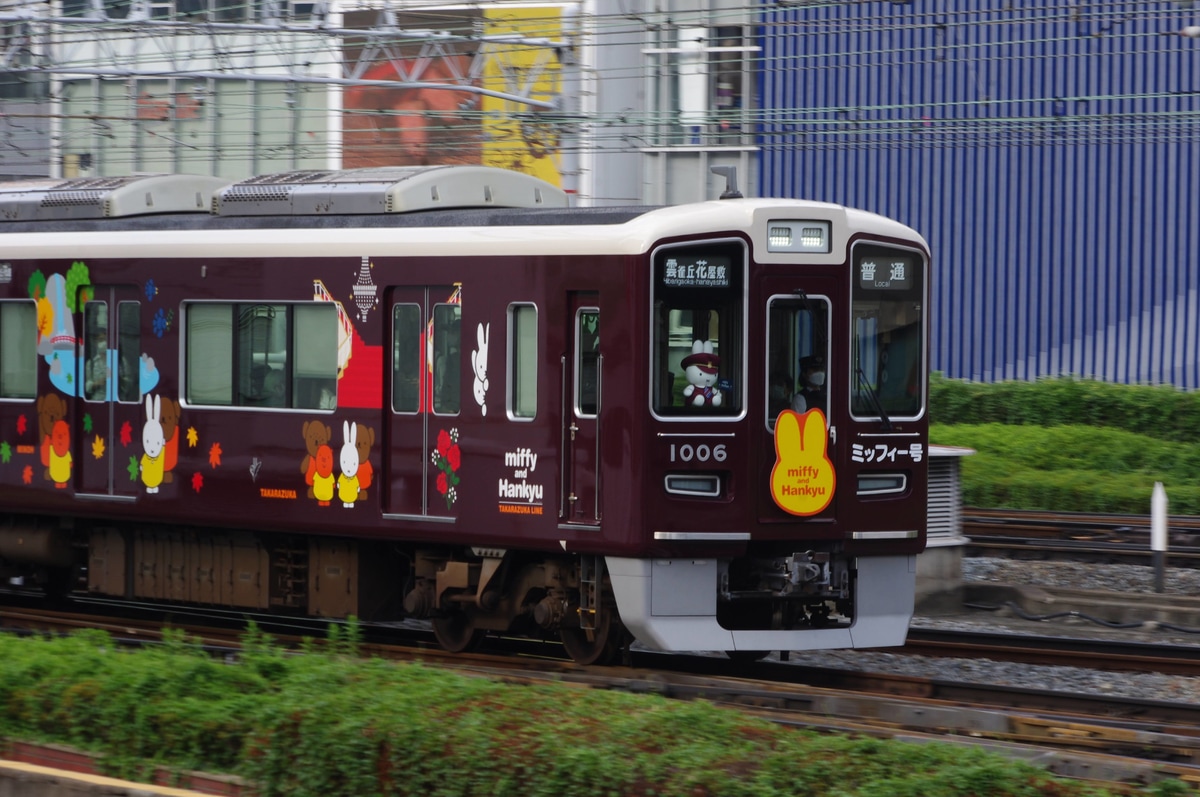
[963,508,1200,564]
[2,603,1199,791]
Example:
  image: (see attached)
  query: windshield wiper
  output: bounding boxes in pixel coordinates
[856,365,893,431]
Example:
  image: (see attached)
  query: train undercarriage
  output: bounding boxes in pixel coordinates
[0,515,867,665]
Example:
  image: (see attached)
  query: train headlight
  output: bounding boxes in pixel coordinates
[766,220,831,253]
[664,474,721,497]
[857,473,907,495]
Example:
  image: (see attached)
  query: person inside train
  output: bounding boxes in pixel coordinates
[84,326,109,401]
[768,370,794,418]
[791,355,826,414]
[261,368,285,408]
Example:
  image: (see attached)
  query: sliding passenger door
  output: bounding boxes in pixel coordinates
[385,285,461,520]
[74,285,144,499]
[561,293,600,525]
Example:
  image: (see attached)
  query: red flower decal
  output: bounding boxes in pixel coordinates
[437,429,451,458]
[437,471,448,495]
[447,444,461,472]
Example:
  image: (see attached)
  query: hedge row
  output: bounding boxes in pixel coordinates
[932,424,1200,514]
[930,374,1200,443]
[929,376,1200,513]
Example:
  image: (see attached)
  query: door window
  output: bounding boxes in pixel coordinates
[766,295,830,429]
[575,308,599,417]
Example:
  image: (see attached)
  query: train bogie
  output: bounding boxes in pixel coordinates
[0,166,930,663]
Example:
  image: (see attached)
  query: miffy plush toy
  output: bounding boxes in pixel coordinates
[681,340,723,408]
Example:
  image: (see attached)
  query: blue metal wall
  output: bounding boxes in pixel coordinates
[758,1,1200,387]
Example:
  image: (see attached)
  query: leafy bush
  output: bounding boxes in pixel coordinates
[0,627,1114,797]
[929,375,1200,513]
[929,373,1200,443]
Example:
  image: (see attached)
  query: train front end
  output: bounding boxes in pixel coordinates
[609,200,930,655]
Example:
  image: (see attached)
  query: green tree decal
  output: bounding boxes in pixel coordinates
[27,270,46,300]
[0,441,10,464]
[65,261,92,312]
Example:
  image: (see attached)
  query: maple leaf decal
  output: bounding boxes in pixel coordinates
[127,456,139,482]
[0,441,10,464]
[120,421,133,447]
[187,427,198,447]
[22,465,32,485]
[16,415,26,436]
[191,472,204,492]
[208,442,222,468]
[91,435,105,459]
[83,414,93,434]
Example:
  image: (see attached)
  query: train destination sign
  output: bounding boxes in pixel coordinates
[857,256,913,290]
[661,254,731,288]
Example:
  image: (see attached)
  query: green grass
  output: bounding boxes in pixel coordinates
[0,626,1128,797]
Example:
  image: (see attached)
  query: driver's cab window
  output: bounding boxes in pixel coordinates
[651,241,744,417]
[766,296,830,429]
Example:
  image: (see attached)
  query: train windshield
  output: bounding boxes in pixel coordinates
[650,241,744,418]
[850,244,925,420]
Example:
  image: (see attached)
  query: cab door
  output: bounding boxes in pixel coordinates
[385,285,461,519]
[561,294,600,525]
[761,285,835,523]
[74,286,143,499]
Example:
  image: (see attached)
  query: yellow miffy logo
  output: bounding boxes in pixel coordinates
[770,408,836,516]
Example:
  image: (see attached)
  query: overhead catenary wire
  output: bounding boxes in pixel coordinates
[0,0,1196,171]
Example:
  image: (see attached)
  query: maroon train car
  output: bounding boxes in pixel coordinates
[0,166,929,663]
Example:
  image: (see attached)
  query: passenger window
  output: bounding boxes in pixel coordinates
[185,301,337,409]
[293,303,337,410]
[237,305,286,407]
[186,304,233,405]
[509,303,537,419]
[0,300,36,399]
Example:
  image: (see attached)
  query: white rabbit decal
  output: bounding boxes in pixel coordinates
[472,321,489,416]
[140,393,165,494]
[337,420,360,508]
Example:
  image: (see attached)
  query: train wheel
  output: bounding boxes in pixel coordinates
[431,611,485,653]
[560,606,626,666]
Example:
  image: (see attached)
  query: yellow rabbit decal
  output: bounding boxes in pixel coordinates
[770,408,836,516]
